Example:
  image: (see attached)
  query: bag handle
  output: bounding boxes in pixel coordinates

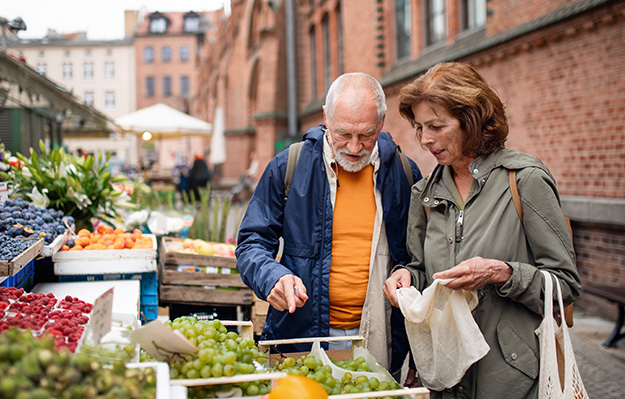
[540,270,568,329]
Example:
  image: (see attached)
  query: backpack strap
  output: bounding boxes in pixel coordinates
[284,141,304,199]
[395,145,414,186]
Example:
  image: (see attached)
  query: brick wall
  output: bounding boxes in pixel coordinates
[487,0,579,36]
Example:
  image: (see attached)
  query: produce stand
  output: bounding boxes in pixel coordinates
[0,237,44,276]
[158,237,253,308]
[32,279,141,317]
[40,226,72,257]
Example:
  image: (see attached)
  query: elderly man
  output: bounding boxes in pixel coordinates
[236,72,421,367]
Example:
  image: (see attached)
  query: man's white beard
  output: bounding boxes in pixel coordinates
[336,148,371,172]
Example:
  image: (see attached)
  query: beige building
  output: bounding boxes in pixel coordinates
[7,32,138,166]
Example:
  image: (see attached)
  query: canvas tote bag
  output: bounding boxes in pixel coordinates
[536,270,588,399]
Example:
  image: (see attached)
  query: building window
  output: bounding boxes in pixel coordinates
[144,46,154,63]
[36,63,46,75]
[322,14,331,91]
[425,0,446,46]
[309,26,317,100]
[83,62,94,80]
[180,45,190,62]
[162,46,172,62]
[146,77,155,97]
[163,76,172,96]
[180,76,189,96]
[105,91,115,109]
[150,16,167,33]
[84,91,94,107]
[336,4,344,75]
[62,63,73,80]
[184,13,200,32]
[104,62,115,79]
[395,0,411,60]
[461,0,486,31]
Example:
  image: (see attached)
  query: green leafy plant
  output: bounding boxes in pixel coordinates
[0,140,134,229]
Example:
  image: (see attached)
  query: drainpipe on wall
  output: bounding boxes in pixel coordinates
[285,0,298,137]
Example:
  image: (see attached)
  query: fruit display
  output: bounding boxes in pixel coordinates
[59,224,153,251]
[0,198,71,245]
[268,353,402,397]
[264,374,328,399]
[140,317,268,398]
[0,327,157,399]
[140,316,403,398]
[167,238,236,257]
[78,313,140,365]
[0,287,91,352]
[0,233,39,261]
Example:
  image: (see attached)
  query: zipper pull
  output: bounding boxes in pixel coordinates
[455,210,464,242]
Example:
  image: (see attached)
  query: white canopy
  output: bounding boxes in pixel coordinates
[115,103,212,137]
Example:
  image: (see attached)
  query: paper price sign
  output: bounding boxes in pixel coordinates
[90,287,114,344]
[0,182,7,204]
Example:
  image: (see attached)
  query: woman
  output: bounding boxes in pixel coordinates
[383,62,581,399]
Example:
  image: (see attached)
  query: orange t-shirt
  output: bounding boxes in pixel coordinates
[329,164,376,329]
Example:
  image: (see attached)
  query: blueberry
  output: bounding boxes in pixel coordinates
[66,238,75,248]
[11,211,22,219]
[4,217,14,226]
[55,225,66,234]
[42,214,53,223]
[34,217,43,225]
[4,200,14,207]
[0,213,9,220]
[14,218,26,225]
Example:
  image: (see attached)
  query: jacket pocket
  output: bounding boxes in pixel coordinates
[497,320,539,380]
[282,241,319,258]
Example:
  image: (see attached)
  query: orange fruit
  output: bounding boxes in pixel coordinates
[78,236,91,247]
[269,375,328,399]
[113,241,125,250]
[60,245,70,251]
[133,228,143,238]
[69,245,83,251]
[77,229,91,237]
[114,227,124,235]
[96,224,107,235]
[124,240,135,249]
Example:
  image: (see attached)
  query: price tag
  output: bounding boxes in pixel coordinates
[131,319,197,362]
[90,287,114,344]
[0,182,7,204]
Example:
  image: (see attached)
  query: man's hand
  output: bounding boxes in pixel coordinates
[267,274,309,313]
[432,256,512,291]
[383,268,412,308]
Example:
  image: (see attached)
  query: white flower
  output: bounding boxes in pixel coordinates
[27,187,50,208]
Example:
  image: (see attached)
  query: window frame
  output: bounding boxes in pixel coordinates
[146,77,155,97]
[425,0,446,46]
[144,46,155,63]
[395,0,411,61]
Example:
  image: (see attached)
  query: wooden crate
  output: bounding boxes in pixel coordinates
[159,237,253,307]
[258,336,365,367]
[252,293,269,335]
[52,234,158,275]
[0,238,44,276]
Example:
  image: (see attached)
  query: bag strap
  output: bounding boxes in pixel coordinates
[511,169,575,327]
[395,145,414,186]
[284,141,304,199]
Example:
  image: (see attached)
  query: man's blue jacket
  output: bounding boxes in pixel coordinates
[235,125,421,351]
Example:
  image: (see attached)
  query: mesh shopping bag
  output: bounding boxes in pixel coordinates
[397,279,490,391]
[535,270,588,399]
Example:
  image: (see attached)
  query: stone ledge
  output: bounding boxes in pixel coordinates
[560,195,625,228]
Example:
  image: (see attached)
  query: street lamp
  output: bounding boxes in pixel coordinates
[0,16,27,52]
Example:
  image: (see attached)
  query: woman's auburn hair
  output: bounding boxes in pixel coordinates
[398,62,509,158]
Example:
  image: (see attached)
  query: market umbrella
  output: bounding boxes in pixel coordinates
[115,103,212,138]
[115,104,212,172]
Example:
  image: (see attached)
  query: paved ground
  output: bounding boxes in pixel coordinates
[569,312,625,398]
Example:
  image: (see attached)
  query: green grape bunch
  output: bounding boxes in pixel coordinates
[270,353,403,397]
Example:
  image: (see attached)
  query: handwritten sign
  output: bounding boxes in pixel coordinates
[131,319,197,362]
[90,287,114,344]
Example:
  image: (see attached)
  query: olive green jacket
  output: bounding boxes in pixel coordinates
[405,148,581,399]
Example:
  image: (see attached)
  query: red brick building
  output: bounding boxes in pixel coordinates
[197,0,625,320]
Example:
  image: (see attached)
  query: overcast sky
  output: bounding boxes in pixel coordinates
[2,0,229,40]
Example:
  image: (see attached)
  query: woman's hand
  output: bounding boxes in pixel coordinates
[383,268,412,307]
[432,256,512,291]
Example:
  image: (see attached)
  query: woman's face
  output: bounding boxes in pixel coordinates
[412,102,471,170]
